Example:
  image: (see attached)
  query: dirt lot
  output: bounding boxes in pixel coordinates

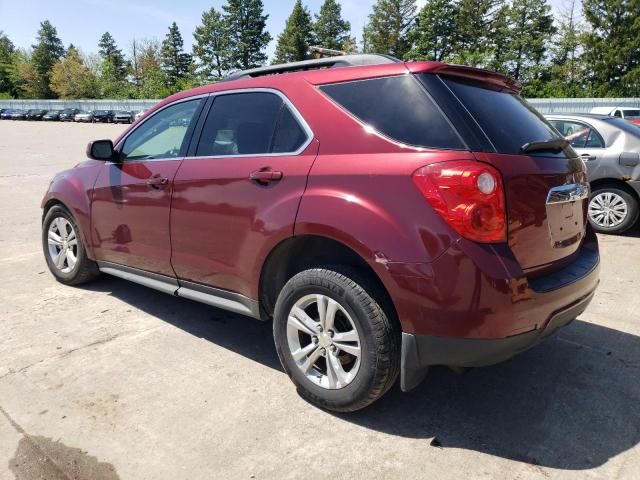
[1,120,639,480]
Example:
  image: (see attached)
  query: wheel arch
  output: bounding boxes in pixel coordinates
[258,234,400,328]
[590,178,640,202]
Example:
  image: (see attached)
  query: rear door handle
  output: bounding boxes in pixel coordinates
[249,168,283,184]
[147,175,169,189]
[580,153,597,161]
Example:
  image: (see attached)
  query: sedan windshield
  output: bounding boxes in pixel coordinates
[623,109,640,120]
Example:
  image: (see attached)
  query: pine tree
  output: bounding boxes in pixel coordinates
[486,2,511,74]
[30,20,64,98]
[455,0,502,67]
[505,0,555,84]
[407,0,458,61]
[193,7,230,81]
[273,0,315,63]
[223,0,272,70]
[50,47,98,99]
[0,32,18,97]
[98,33,127,79]
[314,0,353,51]
[160,22,193,89]
[582,0,640,96]
[362,0,417,59]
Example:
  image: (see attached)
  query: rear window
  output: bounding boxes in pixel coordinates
[320,75,464,150]
[441,77,561,155]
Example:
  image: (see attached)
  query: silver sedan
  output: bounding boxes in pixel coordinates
[546,113,640,234]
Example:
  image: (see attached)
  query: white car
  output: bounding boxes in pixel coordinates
[134,109,148,121]
[590,106,640,125]
[74,110,93,123]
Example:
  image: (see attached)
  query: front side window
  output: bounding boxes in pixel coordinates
[196,92,307,157]
[320,75,464,150]
[121,99,201,161]
[548,120,605,149]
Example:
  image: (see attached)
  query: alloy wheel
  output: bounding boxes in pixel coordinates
[286,294,361,390]
[47,217,78,273]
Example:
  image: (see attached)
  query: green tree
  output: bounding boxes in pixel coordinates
[30,20,64,98]
[486,2,511,74]
[407,0,458,61]
[455,0,502,67]
[49,47,98,98]
[314,0,353,51]
[15,52,42,99]
[505,0,555,87]
[223,0,272,70]
[193,7,230,81]
[362,0,417,59]
[0,31,19,97]
[273,0,315,63]
[582,0,640,96]
[98,32,128,79]
[160,22,193,91]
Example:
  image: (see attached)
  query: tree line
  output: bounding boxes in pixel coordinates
[0,0,638,100]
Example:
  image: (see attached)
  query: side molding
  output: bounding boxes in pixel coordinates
[97,262,261,319]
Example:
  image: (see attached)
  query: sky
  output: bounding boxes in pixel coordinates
[0,0,566,60]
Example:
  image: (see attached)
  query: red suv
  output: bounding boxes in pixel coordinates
[42,55,600,412]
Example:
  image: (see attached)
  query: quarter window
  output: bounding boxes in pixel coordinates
[320,75,464,149]
[196,92,308,156]
[121,99,202,161]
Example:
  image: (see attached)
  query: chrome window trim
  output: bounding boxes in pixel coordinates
[191,87,314,159]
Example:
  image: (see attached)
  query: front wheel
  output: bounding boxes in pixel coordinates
[273,268,400,412]
[42,205,99,285]
[588,186,639,234]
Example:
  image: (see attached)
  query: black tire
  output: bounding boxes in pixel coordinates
[273,267,400,412]
[588,185,639,234]
[42,205,99,286]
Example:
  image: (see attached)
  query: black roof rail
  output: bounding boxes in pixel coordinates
[221,54,401,82]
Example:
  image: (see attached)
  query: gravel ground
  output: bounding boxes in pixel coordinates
[1,120,639,480]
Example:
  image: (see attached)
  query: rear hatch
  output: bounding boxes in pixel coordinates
[418,69,589,275]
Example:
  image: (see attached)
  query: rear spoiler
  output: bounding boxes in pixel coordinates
[407,62,522,94]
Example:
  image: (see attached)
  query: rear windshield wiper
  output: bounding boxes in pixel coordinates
[521,138,569,154]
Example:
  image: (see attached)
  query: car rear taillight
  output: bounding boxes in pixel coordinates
[412,160,506,243]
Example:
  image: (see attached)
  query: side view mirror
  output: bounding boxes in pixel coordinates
[87,139,115,161]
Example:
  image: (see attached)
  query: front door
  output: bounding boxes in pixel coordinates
[91,98,204,276]
[170,90,317,298]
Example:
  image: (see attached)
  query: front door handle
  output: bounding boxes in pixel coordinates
[249,168,283,185]
[580,153,597,161]
[147,175,169,189]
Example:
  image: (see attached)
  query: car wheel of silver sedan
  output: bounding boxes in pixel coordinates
[588,186,639,234]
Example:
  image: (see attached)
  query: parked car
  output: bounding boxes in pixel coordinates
[59,108,79,122]
[0,109,12,120]
[134,109,147,121]
[590,106,640,126]
[546,113,640,234]
[92,110,114,123]
[26,109,47,120]
[112,110,133,124]
[42,55,599,412]
[10,109,27,120]
[43,110,62,121]
[74,110,94,123]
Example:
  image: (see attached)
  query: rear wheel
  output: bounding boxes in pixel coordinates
[42,205,99,285]
[273,268,400,412]
[588,185,639,234]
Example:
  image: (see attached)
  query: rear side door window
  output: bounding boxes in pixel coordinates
[548,120,605,149]
[195,92,309,157]
[319,75,465,150]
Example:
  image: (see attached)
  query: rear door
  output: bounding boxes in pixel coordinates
[422,74,589,274]
[170,89,318,298]
[547,118,606,165]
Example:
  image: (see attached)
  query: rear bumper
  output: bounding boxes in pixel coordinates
[400,287,596,391]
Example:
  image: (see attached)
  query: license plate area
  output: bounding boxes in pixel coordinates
[546,183,589,248]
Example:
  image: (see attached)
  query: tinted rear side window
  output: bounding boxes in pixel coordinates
[441,77,560,155]
[320,75,464,150]
[272,107,308,153]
